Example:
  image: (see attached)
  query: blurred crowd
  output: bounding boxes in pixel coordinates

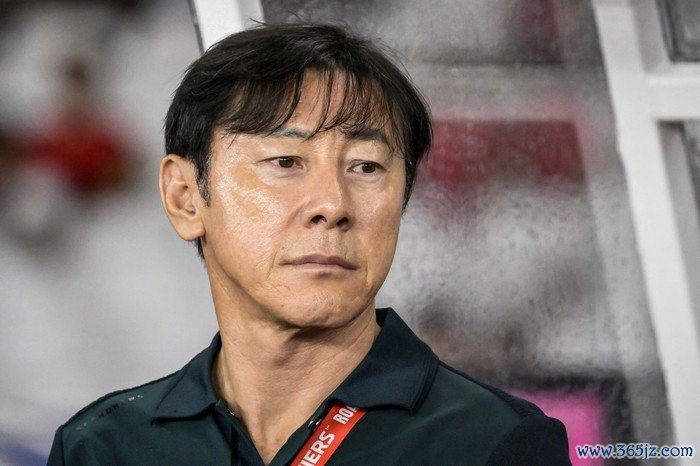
[1,57,132,251]
[0,2,211,464]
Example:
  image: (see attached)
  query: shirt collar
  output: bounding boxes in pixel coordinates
[152,334,220,421]
[329,308,439,410]
[152,308,438,421]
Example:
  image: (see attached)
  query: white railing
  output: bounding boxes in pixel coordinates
[593,0,700,460]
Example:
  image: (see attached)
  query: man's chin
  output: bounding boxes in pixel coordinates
[267,300,370,332]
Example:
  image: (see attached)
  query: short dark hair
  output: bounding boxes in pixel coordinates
[165,22,432,257]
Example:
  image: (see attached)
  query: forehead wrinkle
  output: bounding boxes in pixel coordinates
[265,124,389,145]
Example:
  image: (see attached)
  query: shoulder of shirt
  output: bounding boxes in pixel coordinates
[433,362,544,418]
[58,367,184,435]
[419,362,569,464]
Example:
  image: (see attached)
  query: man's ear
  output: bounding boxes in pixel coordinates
[159,155,205,241]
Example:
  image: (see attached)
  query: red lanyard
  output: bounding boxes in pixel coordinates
[291,403,367,466]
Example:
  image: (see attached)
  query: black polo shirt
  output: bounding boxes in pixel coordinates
[48,308,570,465]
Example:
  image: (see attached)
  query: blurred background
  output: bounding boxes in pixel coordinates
[1,0,699,464]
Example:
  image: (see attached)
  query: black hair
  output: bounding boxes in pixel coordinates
[165,22,432,257]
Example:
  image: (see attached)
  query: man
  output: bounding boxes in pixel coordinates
[48,23,570,465]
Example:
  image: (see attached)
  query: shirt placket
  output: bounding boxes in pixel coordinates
[214,399,335,466]
[214,399,265,466]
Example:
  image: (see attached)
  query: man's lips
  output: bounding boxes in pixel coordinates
[286,254,358,270]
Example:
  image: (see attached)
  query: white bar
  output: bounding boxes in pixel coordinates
[189,0,263,51]
[647,73,700,119]
[593,0,700,457]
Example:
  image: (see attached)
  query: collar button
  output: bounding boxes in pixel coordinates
[308,417,322,430]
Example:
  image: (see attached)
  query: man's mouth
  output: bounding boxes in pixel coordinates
[286,254,358,270]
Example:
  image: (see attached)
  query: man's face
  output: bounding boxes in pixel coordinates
[200,75,406,329]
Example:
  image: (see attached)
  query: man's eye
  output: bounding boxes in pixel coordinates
[354,162,379,174]
[275,157,295,168]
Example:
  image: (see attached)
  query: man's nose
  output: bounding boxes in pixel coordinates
[302,168,352,231]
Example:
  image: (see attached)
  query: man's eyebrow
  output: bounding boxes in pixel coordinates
[342,128,390,147]
[267,126,390,147]
[267,127,313,139]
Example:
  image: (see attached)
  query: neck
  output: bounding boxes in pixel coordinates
[212,299,380,464]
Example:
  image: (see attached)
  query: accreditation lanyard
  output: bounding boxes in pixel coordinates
[291,403,367,466]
